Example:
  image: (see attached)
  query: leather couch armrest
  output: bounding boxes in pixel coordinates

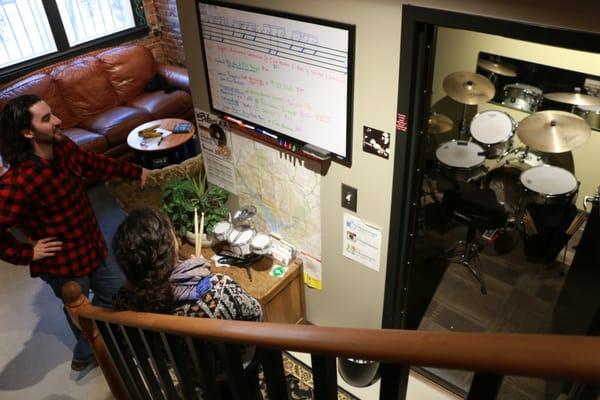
[156,63,190,92]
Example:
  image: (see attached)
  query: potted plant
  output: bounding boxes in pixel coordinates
[161,168,229,245]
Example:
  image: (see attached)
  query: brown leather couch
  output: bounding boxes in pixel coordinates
[0,45,194,160]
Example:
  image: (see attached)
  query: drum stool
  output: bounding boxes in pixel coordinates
[442,186,508,294]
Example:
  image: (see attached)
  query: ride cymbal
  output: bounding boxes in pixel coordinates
[443,71,496,105]
[543,92,600,106]
[477,59,517,77]
[516,110,591,153]
[427,112,454,134]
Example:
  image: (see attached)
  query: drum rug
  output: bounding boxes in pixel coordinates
[259,352,360,400]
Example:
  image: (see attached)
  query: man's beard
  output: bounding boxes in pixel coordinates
[34,128,64,144]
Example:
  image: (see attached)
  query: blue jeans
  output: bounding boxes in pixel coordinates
[40,256,125,361]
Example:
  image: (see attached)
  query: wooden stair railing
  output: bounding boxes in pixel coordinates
[62,281,600,399]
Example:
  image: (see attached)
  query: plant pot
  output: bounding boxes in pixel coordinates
[185,231,220,248]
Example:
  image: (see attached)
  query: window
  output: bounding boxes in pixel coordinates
[0,0,56,68]
[0,0,147,80]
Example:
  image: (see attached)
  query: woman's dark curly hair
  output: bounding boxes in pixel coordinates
[0,94,39,165]
[112,208,178,314]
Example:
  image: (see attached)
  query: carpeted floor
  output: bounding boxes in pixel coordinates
[415,213,583,399]
[260,352,360,400]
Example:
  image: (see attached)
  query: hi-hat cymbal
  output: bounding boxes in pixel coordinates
[477,59,517,77]
[543,92,600,106]
[517,110,591,153]
[443,71,496,105]
[427,112,454,134]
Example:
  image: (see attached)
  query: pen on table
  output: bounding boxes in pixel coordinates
[157,135,164,146]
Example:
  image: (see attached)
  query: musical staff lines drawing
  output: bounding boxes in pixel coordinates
[200,18,348,74]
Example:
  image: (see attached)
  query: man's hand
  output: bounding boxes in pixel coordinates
[32,237,63,261]
[140,168,150,189]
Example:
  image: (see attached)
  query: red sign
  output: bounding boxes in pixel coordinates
[396,113,407,132]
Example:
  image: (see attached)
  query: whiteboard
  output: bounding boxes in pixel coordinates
[197,1,354,162]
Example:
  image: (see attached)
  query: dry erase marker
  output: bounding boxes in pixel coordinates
[224,115,242,125]
[256,127,278,140]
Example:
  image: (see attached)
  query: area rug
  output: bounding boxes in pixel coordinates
[259,352,360,400]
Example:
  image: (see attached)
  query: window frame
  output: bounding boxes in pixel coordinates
[0,0,149,85]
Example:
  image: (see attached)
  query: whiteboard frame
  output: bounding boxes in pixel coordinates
[195,0,355,165]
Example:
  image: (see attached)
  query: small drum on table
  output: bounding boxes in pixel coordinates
[212,220,232,241]
[435,140,486,183]
[227,225,256,257]
[469,110,516,159]
[502,83,543,112]
[250,233,272,255]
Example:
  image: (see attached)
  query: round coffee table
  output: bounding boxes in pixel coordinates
[127,118,197,169]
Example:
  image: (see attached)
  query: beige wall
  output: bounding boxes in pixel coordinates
[433,27,600,202]
[176,0,401,328]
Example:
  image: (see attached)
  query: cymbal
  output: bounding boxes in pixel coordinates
[516,110,591,153]
[427,112,454,134]
[543,92,600,106]
[477,59,517,77]
[443,71,496,105]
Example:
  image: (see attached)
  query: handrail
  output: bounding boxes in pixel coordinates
[62,282,600,384]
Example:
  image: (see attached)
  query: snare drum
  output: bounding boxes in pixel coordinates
[212,220,231,241]
[435,140,486,182]
[575,105,600,130]
[502,83,543,112]
[469,110,516,159]
[227,225,256,257]
[520,165,579,206]
[250,233,272,255]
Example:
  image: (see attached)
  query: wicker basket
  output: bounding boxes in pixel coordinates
[107,155,203,214]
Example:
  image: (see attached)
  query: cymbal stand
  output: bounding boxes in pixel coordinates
[458,103,468,140]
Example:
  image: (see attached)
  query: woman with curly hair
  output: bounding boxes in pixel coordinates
[111,207,262,322]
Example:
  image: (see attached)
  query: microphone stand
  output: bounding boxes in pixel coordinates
[458,103,468,140]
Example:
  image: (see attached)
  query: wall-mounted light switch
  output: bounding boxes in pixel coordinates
[341,183,357,212]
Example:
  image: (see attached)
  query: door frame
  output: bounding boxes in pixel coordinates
[380,5,600,399]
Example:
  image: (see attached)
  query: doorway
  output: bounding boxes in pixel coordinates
[383,5,600,400]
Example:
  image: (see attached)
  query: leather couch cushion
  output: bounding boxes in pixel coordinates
[63,127,109,153]
[0,74,77,128]
[79,106,152,146]
[97,45,157,104]
[52,56,118,122]
[127,90,192,119]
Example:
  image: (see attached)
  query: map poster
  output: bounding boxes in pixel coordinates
[231,132,322,275]
[342,213,382,271]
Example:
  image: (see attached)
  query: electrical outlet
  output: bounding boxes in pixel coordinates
[341,184,357,212]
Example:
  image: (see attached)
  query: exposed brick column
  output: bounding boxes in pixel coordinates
[154,0,186,65]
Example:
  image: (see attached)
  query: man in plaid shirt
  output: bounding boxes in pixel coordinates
[0,94,149,371]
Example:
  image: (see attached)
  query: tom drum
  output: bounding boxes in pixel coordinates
[469,110,516,159]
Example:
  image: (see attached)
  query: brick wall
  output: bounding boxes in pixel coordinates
[131,0,186,66]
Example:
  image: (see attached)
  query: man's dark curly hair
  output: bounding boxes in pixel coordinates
[112,208,178,313]
[0,94,39,165]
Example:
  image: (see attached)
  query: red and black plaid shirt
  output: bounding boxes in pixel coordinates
[0,138,141,277]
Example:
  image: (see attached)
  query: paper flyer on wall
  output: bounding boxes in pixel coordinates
[194,108,238,194]
[342,213,382,271]
[301,252,323,290]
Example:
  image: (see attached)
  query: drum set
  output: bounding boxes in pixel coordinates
[430,70,596,242]
[211,205,272,258]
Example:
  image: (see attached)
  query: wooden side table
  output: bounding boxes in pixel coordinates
[127,118,197,169]
[180,244,306,324]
